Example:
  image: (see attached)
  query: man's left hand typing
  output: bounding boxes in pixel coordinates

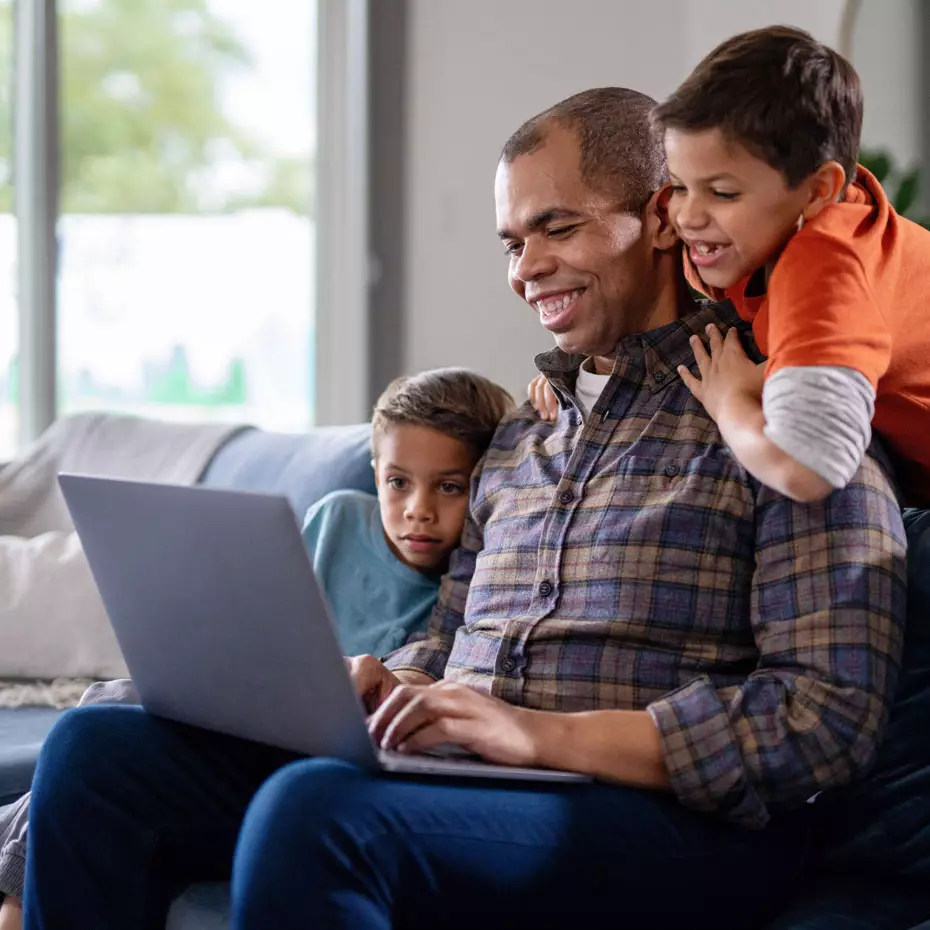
[367,680,540,767]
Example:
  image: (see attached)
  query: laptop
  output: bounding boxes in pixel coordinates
[58,474,590,783]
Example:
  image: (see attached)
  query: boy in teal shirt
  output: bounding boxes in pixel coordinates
[0,367,513,928]
[301,367,514,658]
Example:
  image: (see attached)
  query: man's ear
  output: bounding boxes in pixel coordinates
[801,161,846,221]
[647,183,680,251]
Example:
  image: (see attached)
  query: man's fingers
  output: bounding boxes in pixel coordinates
[367,683,420,744]
[396,718,468,755]
[380,688,468,750]
[348,655,398,713]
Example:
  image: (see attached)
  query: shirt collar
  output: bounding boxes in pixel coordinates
[534,300,753,407]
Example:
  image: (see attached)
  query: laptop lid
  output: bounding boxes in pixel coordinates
[58,474,378,769]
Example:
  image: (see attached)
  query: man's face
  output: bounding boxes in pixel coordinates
[373,424,477,574]
[664,127,815,290]
[495,126,671,366]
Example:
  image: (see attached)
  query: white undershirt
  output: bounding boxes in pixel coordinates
[574,358,611,419]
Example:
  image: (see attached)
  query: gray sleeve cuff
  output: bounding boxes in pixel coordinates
[0,793,30,899]
[762,366,875,490]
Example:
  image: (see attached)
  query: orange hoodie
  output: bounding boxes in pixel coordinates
[684,165,930,505]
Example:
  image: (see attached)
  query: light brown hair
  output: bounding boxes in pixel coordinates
[371,368,514,458]
[652,26,862,188]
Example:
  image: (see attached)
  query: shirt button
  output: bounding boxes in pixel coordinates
[501,657,517,672]
[655,370,666,383]
[559,490,573,504]
[664,462,680,477]
[538,580,553,597]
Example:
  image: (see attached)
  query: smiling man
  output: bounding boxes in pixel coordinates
[23,89,906,930]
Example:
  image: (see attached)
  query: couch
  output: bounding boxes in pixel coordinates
[2,419,929,929]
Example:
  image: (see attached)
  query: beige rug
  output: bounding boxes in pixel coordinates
[0,679,94,709]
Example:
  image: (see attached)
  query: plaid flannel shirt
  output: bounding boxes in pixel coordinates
[385,301,907,828]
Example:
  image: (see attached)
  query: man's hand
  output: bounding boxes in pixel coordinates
[367,679,539,767]
[677,324,765,421]
[346,655,403,714]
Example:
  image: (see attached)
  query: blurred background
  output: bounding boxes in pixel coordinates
[0,0,925,459]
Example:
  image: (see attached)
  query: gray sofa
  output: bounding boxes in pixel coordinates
[3,421,930,929]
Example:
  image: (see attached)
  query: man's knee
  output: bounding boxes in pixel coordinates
[233,759,381,924]
[33,705,147,800]
[243,758,373,839]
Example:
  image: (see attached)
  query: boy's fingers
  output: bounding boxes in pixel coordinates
[724,326,747,356]
[528,378,545,418]
[689,334,710,376]
[705,324,724,353]
[677,364,701,396]
[543,384,559,418]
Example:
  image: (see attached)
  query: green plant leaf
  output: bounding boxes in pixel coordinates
[895,169,920,216]
[859,150,892,183]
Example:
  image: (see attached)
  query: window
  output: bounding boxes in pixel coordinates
[57,0,317,431]
[4,0,368,458]
[0,0,15,458]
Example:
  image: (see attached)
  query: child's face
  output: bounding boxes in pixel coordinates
[664,127,820,289]
[373,424,477,574]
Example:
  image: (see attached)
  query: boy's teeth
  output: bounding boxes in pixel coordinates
[694,242,719,255]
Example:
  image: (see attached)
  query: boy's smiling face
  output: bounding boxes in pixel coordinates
[664,127,826,289]
[373,423,477,574]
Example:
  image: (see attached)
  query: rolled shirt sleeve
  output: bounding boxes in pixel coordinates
[648,450,906,828]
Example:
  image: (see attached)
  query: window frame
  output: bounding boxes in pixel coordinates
[12,0,369,448]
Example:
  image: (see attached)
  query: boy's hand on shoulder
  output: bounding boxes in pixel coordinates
[678,324,765,421]
[528,374,559,421]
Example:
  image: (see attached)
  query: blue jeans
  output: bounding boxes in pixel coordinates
[24,705,812,930]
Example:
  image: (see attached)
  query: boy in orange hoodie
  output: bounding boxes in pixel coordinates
[653,25,930,505]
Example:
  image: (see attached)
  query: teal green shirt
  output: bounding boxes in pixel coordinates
[300,490,440,658]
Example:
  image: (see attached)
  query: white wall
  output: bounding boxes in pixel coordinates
[401,0,918,399]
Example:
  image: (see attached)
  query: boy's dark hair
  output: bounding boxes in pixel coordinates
[371,368,515,457]
[652,26,862,188]
[500,87,668,211]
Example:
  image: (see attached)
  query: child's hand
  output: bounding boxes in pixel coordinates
[677,324,765,421]
[528,374,559,421]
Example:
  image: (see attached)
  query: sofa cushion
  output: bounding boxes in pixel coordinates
[167,882,230,930]
[0,708,65,806]
[763,875,930,930]
[200,424,375,519]
[812,508,930,885]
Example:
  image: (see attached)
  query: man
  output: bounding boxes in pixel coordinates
[23,89,906,930]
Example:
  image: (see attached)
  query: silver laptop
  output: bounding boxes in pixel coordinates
[58,474,590,784]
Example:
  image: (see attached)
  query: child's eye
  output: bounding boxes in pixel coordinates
[668,185,686,195]
[439,482,465,495]
[712,190,738,200]
[387,477,408,491]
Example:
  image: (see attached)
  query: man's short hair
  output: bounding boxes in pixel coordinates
[499,87,668,211]
[371,368,515,457]
[652,26,862,188]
